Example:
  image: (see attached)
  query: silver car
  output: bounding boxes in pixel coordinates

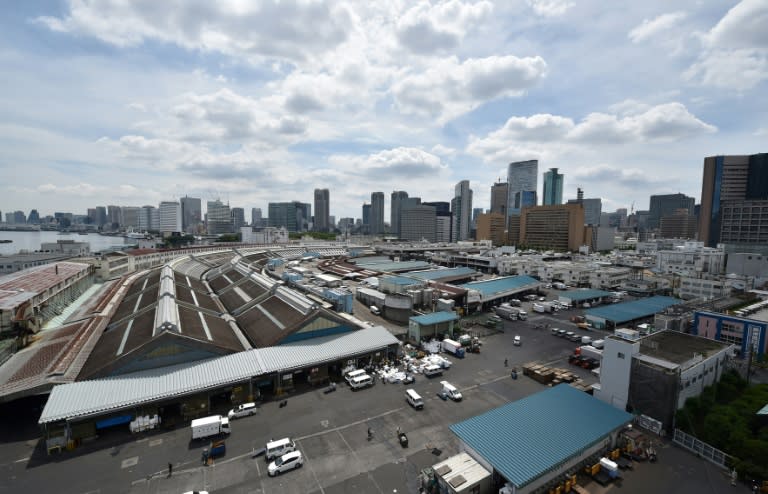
[227,402,257,419]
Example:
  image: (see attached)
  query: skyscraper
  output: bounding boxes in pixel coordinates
[542,168,564,206]
[362,203,371,232]
[490,182,508,216]
[121,206,140,230]
[507,160,538,219]
[451,180,473,241]
[699,153,768,249]
[390,191,409,237]
[314,188,330,232]
[268,201,311,232]
[400,205,437,242]
[648,193,694,230]
[231,207,245,230]
[107,205,122,229]
[206,199,232,235]
[251,208,264,228]
[27,209,40,224]
[180,196,202,233]
[371,192,385,234]
[158,201,182,234]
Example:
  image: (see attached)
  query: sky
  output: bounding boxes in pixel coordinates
[1,0,766,222]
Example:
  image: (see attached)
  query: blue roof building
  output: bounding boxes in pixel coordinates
[585,296,682,330]
[408,311,459,342]
[450,385,632,492]
[459,276,540,306]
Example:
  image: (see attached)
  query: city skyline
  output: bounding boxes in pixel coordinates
[1,1,766,220]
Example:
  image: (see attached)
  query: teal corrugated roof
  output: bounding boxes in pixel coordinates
[561,289,613,302]
[459,276,540,296]
[382,275,424,286]
[408,267,477,281]
[586,296,681,323]
[757,404,768,416]
[450,385,632,487]
[410,311,458,325]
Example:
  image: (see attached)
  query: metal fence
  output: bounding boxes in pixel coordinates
[673,429,731,469]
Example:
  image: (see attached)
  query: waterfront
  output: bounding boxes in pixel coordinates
[0,231,135,256]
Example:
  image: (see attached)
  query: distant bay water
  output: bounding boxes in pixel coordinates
[0,230,136,256]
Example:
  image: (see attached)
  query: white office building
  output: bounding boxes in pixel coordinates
[158,201,182,234]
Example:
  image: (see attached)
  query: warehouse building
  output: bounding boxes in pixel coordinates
[584,296,682,330]
[407,311,459,343]
[450,384,632,494]
[459,276,541,311]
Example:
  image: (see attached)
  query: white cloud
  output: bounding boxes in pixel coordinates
[392,55,547,122]
[395,0,493,54]
[685,48,768,91]
[686,0,768,90]
[329,147,447,179]
[34,0,354,62]
[467,102,716,162]
[628,12,687,44]
[526,0,574,17]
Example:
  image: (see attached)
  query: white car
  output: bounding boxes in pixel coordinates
[227,402,257,419]
[268,450,304,476]
[513,335,521,346]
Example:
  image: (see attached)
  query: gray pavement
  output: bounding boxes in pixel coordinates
[0,311,755,494]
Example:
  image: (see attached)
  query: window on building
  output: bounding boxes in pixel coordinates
[618,352,625,359]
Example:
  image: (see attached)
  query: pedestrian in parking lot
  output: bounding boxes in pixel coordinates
[168,462,172,477]
[504,358,508,367]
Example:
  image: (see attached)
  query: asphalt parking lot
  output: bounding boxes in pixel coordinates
[0,306,747,494]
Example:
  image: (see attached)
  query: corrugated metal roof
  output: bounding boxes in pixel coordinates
[381,275,424,286]
[560,289,613,302]
[407,267,477,281]
[39,326,398,424]
[585,296,681,323]
[459,276,540,297]
[352,259,433,273]
[410,311,458,325]
[449,385,632,488]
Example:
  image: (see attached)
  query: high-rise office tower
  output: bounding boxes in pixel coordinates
[231,207,245,230]
[400,205,437,242]
[180,196,202,233]
[314,188,330,232]
[542,168,564,206]
[567,188,602,226]
[95,206,108,228]
[699,153,768,249]
[121,207,140,230]
[362,203,371,231]
[371,192,385,234]
[251,208,263,228]
[27,209,40,224]
[158,201,182,233]
[451,180,473,241]
[490,182,508,216]
[391,191,409,237]
[424,201,451,242]
[207,199,232,235]
[268,201,311,232]
[648,193,694,230]
[106,205,122,229]
[139,205,157,231]
[507,160,538,220]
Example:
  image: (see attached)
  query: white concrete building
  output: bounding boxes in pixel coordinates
[656,243,726,277]
[158,201,182,235]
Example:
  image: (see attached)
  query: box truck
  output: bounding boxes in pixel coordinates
[191,415,231,440]
[442,338,465,358]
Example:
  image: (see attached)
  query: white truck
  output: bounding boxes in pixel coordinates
[532,303,546,313]
[442,338,465,358]
[553,282,567,290]
[495,305,519,320]
[191,415,231,440]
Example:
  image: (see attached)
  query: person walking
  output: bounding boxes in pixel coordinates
[504,358,508,367]
[168,462,173,477]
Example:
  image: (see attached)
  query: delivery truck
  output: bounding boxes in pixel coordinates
[442,338,465,358]
[191,415,231,440]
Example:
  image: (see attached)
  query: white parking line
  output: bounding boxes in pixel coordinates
[298,447,326,494]
[335,429,383,494]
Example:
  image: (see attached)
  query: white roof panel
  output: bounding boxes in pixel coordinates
[39,326,398,424]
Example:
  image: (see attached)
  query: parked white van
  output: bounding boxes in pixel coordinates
[344,369,368,384]
[405,389,424,409]
[440,381,462,401]
[265,437,296,461]
[370,305,381,315]
[349,374,374,390]
[423,364,443,377]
